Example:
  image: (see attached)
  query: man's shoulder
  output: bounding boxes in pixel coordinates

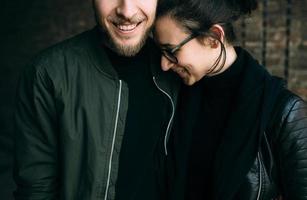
[37,28,96,61]
[21,28,100,89]
[28,28,97,71]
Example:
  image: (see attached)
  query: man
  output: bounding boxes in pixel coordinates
[14,0,179,199]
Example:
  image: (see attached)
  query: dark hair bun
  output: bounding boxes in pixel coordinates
[231,0,258,15]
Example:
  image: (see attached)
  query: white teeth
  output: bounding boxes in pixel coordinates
[116,24,137,31]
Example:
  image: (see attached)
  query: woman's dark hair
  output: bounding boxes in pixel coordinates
[157,0,258,75]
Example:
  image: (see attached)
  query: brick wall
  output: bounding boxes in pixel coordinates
[234,0,307,100]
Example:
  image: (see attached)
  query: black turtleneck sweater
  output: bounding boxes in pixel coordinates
[105,44,168,200]
[168,48,245,200]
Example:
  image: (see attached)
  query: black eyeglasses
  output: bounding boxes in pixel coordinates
[160,34,197,64]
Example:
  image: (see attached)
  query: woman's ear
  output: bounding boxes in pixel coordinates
[199,37,219,49]
[210,24,225,42]
[209,38,219,49]
[199,24,225,48]
[208,24,225,49]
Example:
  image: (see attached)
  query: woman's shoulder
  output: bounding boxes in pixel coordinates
[267,89,307,197]
[269,88,307,144]
[276,89,306,125]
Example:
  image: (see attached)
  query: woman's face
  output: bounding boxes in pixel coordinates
[154,16,221,85]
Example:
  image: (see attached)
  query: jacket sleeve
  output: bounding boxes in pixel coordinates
[14,61,59,199]
[276,96,307,200]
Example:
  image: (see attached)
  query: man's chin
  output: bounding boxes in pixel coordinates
[111,38,145,56]
[100,26,151,57]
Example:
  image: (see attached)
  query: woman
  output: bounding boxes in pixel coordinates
[154,0,307,199]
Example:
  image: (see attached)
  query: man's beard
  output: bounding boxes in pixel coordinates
[94,14,152,57]
[102,27,150,57]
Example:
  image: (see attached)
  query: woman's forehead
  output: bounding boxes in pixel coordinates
[155,17,189,44]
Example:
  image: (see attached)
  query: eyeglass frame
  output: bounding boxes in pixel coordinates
[160,33,198,64]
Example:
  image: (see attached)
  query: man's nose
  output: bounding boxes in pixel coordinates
[161,55,175,71]
[116,0,138,20]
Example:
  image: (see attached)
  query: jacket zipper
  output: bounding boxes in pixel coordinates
[256,152,263,200]
[153,77,175,156]
[104,80,122,200]
[263,131,274,176]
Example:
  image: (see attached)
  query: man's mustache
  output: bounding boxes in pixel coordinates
[108,15,145,25]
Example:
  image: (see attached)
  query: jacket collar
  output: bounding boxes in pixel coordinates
[86,27,119,79]
[87,26,181,100]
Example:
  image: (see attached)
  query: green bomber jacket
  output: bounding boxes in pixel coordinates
[14,27,180,200]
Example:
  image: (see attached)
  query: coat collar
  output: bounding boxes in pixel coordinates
[86,26,181,96]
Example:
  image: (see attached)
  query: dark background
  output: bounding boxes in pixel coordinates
[0,0,94,199]
[0,0,306,199]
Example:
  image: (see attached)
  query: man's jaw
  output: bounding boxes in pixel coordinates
[98,16,152,56]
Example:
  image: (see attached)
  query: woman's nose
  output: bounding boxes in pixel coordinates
[161,55,175,71]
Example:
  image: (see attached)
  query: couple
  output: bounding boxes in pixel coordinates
[14,0,307,199]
